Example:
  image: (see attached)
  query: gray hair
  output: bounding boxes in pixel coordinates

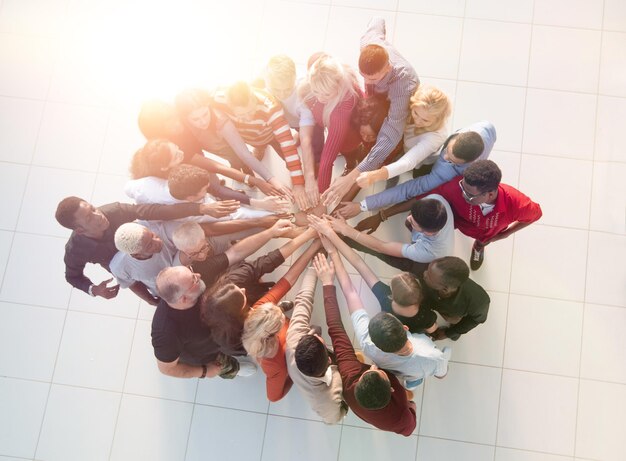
[172,221,205,253]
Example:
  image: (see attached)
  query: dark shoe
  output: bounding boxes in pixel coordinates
[470,243,485,271]
[278,300,294,313]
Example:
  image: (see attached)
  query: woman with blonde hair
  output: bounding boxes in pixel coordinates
[355,85,451,188]
[298,54,363,192]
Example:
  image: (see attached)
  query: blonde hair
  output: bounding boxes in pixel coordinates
[172,222,205,253]
[389,272,423,307]
[266,54,296,88]
[114,223,147,254]
[299,55,359,126]
[410,85,451,136]
[242,303,285,358]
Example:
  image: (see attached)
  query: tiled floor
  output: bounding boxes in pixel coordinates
[0,0,625,460]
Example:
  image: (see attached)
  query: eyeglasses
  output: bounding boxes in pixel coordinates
[458,179,484,201]
[187,241,210,259]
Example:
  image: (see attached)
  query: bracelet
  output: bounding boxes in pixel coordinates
[88,284,96,297]
[243,174,251,186]
[200,364,208,379]
[379,209,387,222]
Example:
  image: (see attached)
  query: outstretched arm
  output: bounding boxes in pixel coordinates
[324,241,364,316]
[327,214,405,257]
[224,219,294,265]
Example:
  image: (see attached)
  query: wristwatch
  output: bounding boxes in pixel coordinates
[200,364,208,379]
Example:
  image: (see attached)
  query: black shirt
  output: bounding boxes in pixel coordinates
[151,299,220,365]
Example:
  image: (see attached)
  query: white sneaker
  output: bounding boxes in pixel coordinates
[236,357,258,377]
[435,346,452,379]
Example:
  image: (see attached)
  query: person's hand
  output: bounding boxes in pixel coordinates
[356,171,380,189]
[324,214,351,236]
[312,253,335,286]
[200,200,240,218]
[431,328,448,341]
[293,184,309,211]
[319,234,337,254]
[269,177,294,201]
[321,174,352,209]
[335,202,361,220]
[91,278,120,299]
[305,178,320,209]
[255,178,283,197]
[307,214,334,237]
[355,213,382,234]
[270,219,295,237]
[257,213,291,228]
[250,196,291,214]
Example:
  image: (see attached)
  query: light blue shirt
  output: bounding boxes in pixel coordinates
[363,120,497,211]
[400,194,455,263]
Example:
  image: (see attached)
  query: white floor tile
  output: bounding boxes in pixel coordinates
[417,436,495,461]
[53,311,135,392]
[16,166,97,238]
[0,162,29,231]
[522,89,596,160]
[504,295,583,377]
[0,233,71,309]
[453,82,526,152]
[495,447,574,461]
[260,1,330,66]
[124,320,198,402]
[604,0,626,32]
[91,173,132,206]
[195,363,270,414]
[110,394,193,461]
[455,231,513,293]
[32,102,109,172]
[394,12,463,80]
[580,303,626,384]
[397,0,465,17]
[99,109,145,176]
[465,0,533,23]
[510,225,588,302]
[528,26,601,94]
[35,385,120,461]
[0,230,12,288]
[0,0,68,37]
[590,162,626,236]
[497,370,577,456]
[441,290,508,367]
[333,0,397,11]
[518,155,592,229]
[0,302,65,381]
[338,425,418,461]
[0,96,44,164]
[575,379,626,461]
[0,377,49,459]
[268,381,325,422]
[585,232,626,307]
[599,32,626,97]
[325,8,396,68]
[420,363,501,444]
[489,150,521,188]
[68,263,140,319]
[594,96,626,162]
[0,33,58,99]
[185,405,267,461]
[459,19,531,86]
[534,0,603,29]
[261,415,342,461]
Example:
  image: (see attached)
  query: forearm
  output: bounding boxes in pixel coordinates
[445,316,481,339]
[278,228,318,260]
[344,227,402,257]
[207,180,250,205]
[226,227,276,264]
[299,125,316,183]
[189,153,243,180]
[157,361,219,379]
[283,240,322,285]
[384,197,418,219]
[201,217,275,236]
[220,121,273,180]
[329,251,362,313]
[326,231,378,288]
[65,266,92,293]
[129,281,158,304]
[484,221,532,245]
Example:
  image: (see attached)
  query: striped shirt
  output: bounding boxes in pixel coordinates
[358,17,419,172]
[213,88,304,185]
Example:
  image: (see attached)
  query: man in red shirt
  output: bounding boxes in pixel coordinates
[357,160,542,270]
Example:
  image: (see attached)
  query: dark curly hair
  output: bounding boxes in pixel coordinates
[463,160,502,193]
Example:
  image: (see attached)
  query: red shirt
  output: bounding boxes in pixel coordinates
[429,177,542,243]
[253,278,293,402]
[323,285,416,436]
